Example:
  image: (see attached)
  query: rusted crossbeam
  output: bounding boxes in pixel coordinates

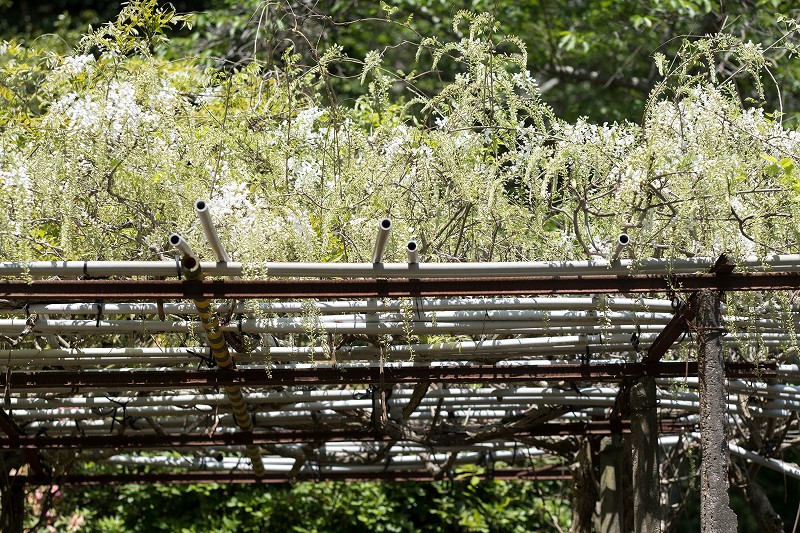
[0,362,774,391]
[16,466,572,485]
[0,428,382,450]
[0,420,697,450]
[1,271,799,300]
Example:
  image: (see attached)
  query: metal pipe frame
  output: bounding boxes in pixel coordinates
[0,420,698,450]
[3,271,800,301]
[11,296,678,315]
[2,314,796,337]
[2,254,800,278]
[0,362,775,391]
[16,466,573,485]
[1,252,798,483]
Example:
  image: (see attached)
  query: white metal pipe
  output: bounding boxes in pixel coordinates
[100,448,545,470]
[8,316,799,340]
[103,455,292,469]
[659,433,700,447]
[6,385,624,409]
[407,241,418,264]
[0,338,654,367]
[728,442,800,480]
[168,233,196,259]
[20,302,199,315]
[0,317,674,336]
[20,391,768,420]
[13,297,676,316]
[0,358,767,372]
[660,378,800,398]
[371,218,392,264]
[14,303,800,338]
[3,388,614,410]
[610,233,630,262]
[777,365,800,377]
[195,199,231,263]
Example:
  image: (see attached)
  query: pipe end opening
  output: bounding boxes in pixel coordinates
[380,218,392,230]
[169,234,182,247]
[195,199,208,212]
[407,241,417,252]
[618,233,630,246]
[181,255,198,271]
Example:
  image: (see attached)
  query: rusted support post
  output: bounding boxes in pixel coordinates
[597,435,624,533]
[697,289,737,532]
[630,376,660,532]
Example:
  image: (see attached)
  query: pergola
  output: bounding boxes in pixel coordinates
[1,208,799,530]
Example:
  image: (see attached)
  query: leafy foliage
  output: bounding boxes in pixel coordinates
[1,3,799,267]
[41,476,569,532]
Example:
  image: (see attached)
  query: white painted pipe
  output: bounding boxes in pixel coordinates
[407,241,418,264]
[777,365,800,377]
[319,442,544,453]
[103,455,292,469]
[21,302,199,315]
[0,343,644,367]
[610,233,631,261]
[11,393,733,419]
[0,317,673,336]
[729,442,800,480]
[6,315,797,339]
[101,448,545,470]
[17,297,677,316]
[371,218,392,264]
[659,433,700,447]
[195,199,231,263]
[6,385,624,409]
[169,233,196,260]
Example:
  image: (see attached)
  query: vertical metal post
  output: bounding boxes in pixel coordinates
[630,375,660,532]
[697,289,737,531]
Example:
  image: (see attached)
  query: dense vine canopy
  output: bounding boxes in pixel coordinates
[1,3,799,268]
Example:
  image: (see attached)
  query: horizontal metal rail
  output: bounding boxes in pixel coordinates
[0,420,700,450]
[2,272,800,300]
[0,362,774,391]
[16,466,572,485]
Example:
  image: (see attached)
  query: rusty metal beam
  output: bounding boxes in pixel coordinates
[1,272,800,300]
[0,420,700,450]
[0,428,381,450]
[0,362,774,391]
[643,299,697,363]
[16,466,572,485]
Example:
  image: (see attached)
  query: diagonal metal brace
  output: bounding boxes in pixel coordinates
[644,255,734,363]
